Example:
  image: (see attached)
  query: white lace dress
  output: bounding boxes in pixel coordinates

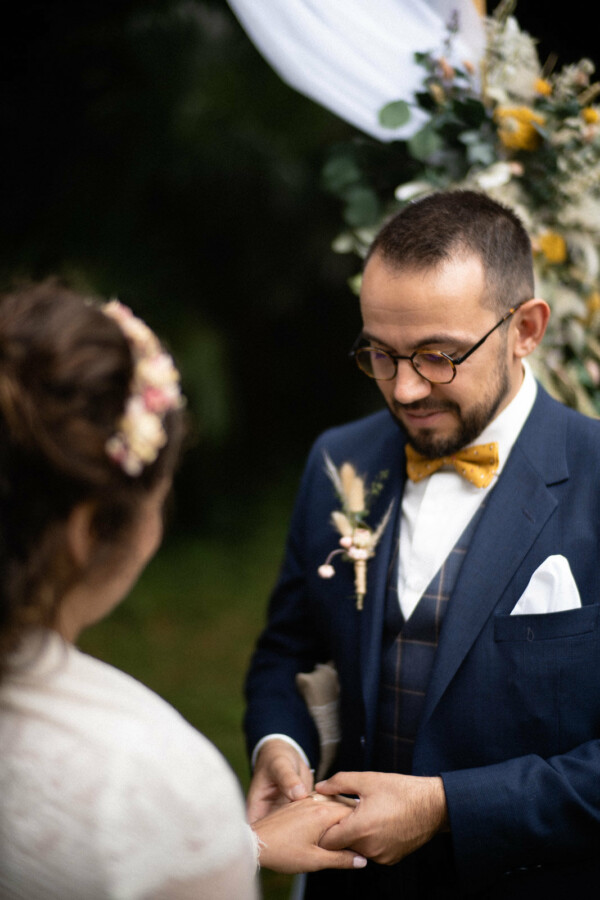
[0,631,259,899]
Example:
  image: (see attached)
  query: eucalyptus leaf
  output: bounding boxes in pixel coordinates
[452,96,487,127]
[343,186,381,228]
[465,141,497,166]
[408,124,444,162]
[560,100,582,117]
[379,100,411,129]
[459,130,482,145]
[348,273,363,296]
[321,154,363,194]
[331,232,357,254]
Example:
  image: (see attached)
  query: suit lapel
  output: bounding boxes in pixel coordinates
[357,432,406,739]
[419,387,569,728]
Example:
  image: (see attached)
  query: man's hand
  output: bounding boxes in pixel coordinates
[316,771,449,865]
[247,739,314,823]
[253,794,367,874]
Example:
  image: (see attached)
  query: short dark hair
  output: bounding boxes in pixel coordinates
[0,279,186,672]
[366,190,534,311]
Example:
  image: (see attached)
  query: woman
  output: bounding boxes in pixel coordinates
[0,281,365,898]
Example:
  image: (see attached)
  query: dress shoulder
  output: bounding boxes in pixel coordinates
[0,633,258,899]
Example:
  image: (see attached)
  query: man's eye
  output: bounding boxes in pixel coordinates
[419,353,449,366]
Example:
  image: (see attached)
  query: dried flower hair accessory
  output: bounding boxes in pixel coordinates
[318,453,394,610]
[102,300,185,476]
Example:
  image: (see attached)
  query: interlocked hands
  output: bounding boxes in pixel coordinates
[248,740,448,871]
[247,739,448,871]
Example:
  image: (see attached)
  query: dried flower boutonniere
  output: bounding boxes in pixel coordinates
[317,453,394,610]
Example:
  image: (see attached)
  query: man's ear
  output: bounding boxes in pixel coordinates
[66,502,97,570]
[513,298,550,359]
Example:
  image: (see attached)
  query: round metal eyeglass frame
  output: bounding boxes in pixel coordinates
[349,300,527,385]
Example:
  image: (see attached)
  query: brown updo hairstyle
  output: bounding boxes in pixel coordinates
[0,279,186,675]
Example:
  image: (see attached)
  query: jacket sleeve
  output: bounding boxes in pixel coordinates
[442,738,600,890]
[243,436,332,770]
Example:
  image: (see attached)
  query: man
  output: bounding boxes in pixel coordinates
[245,190,600,897]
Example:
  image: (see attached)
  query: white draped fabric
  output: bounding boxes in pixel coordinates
[226,0,486,141]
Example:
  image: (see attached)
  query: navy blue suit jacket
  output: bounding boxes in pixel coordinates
[245,386,600,893]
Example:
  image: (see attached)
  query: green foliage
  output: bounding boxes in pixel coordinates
[367,468,390,506]
[322,9,600,417]
[408,124,444,163]
[378,99,411,129]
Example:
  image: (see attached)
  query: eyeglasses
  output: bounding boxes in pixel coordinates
[350,301,527,385]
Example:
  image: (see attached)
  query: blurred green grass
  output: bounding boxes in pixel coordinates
[79,478,301,900]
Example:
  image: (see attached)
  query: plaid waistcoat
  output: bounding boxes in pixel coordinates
[373,500,486,774]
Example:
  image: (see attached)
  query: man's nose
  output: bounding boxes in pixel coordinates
[392,360,433,405]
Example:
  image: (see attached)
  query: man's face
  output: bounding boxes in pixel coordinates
[359,252,524,458]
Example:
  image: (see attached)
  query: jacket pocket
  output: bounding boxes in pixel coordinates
[489,606,600,754]
[494,604,598,644]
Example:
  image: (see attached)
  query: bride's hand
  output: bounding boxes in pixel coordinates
[246,739,313,823]
[252,793,366,874]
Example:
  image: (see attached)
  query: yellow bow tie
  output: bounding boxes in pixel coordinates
[405,442,499,488]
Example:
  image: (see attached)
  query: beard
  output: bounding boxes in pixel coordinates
[388,353,511,458]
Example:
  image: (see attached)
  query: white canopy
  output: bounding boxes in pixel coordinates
[226,0,486,141]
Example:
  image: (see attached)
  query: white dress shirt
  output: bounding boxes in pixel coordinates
[398,360,537,619]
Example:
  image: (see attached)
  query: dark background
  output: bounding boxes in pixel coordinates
[2,5,596,897]
[2,1,595,537]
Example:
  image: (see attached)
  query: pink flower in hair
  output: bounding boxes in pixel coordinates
[102,300,185,476]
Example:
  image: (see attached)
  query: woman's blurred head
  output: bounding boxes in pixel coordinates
[0,279,186,666]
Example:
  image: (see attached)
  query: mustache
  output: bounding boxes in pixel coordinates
[392,399,458,414]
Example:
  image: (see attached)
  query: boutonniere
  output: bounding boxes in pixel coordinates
[317,453,394,610]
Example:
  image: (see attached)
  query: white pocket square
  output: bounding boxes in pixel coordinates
[510,554,582,615]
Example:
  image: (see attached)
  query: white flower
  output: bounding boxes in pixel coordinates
[347,547,369,561]
[585,359,600,385]
[566,233,600,282]
[394,181,434,202]
[123,398,167,462]
[103,300,184,477]
[471,162,515,190]
[561,197,600,233]
[485,15,541,104]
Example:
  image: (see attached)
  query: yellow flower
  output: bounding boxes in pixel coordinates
[582,106,600,124]
[534,78,552,96]
[536,231,568,265]
[495,106,545,151]
[586,290,600,316]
